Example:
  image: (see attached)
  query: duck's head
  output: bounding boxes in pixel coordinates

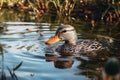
[45,24,77,45]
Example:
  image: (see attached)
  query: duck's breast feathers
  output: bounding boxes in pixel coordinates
[56,44,80,55]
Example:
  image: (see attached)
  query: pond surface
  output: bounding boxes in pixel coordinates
[0,10,120,80]
[0,22,90,80]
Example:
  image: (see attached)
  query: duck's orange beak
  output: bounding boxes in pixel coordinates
[45,34,61,45]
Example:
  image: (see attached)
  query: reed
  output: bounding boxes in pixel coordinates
[0,45,23,80]
[0,0,120,22]
[46,0,77,17]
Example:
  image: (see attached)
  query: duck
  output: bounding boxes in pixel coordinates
[45,24,111,55]
[102,57,120,80]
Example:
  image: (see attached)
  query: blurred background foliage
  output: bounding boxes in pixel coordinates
[0,0,120,20]
[0,0,120,38]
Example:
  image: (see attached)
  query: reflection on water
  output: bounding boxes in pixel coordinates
[45,53,103,80]
[0,10,120,80]
[76,57,103,80]
[45,54,74,69]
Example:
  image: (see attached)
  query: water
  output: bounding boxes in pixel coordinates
[0,10,120,80]
[0,21,101,80]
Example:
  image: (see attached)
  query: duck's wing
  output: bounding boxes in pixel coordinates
[77,40,104,53]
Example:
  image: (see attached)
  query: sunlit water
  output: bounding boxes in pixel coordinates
[0,22,100,80]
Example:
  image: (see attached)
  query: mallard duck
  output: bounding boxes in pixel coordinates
[102,57,120,80]
[45,24,111,55]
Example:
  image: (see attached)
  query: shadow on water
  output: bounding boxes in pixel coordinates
[0,10,120,80]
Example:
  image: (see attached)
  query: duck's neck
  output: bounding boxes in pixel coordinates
[65,40,77,45]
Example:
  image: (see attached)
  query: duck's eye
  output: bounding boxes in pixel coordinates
[61,30,67,33]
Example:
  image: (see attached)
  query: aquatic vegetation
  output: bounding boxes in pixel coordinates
[0,0,119,23]
[46,0,76,17]
[0,45,23,80]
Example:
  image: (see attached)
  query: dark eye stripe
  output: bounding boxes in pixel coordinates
[61,30,67,33]
[61,29,75,33]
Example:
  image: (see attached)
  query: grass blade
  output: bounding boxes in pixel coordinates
[7,66,14,78]
[13,73,18,80]
[1,71,6,80]
[13,61,23,71]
